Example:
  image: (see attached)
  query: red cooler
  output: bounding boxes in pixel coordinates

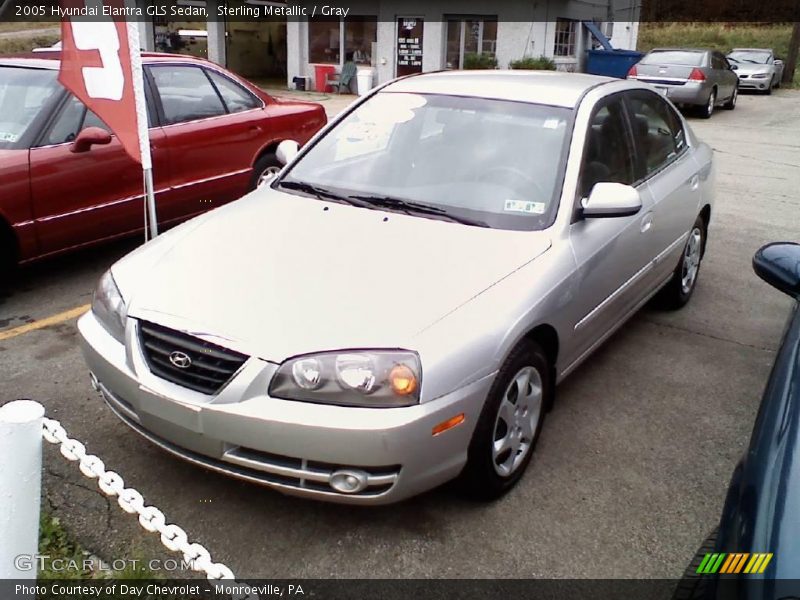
[314,65,337,92]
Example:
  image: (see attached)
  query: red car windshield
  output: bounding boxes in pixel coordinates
[0,66,59,149]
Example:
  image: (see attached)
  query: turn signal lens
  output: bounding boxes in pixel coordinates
[389,364,418,396]
[432,413,466,436]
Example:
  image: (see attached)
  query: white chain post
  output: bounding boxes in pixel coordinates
[0,400,45,580]
[40,416,253,592]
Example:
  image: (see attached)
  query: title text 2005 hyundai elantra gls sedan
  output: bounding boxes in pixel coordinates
[79,71,714,505]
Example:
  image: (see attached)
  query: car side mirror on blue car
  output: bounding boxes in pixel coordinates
[753,242,800,299]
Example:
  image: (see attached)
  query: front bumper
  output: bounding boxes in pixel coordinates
[78,311,492,505]
[736,76,771,90]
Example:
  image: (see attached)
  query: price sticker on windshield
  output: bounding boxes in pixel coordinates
[504,200,546,215]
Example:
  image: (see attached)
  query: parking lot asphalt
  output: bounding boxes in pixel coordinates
[1,90,799,579]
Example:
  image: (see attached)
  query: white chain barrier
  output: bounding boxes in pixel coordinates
[41,416,252,591]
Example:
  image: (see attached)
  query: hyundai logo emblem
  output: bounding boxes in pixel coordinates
[169,351,192,369]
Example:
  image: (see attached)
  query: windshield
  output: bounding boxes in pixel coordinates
[280,92,572,231]
[641,51,705,66]
[727,50,771,64]
[0,67,59,149]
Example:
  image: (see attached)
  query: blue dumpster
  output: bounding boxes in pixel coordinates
[585,49,644,79]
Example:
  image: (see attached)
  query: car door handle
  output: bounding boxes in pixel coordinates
[641,212,653,233]
[688,174,700,190]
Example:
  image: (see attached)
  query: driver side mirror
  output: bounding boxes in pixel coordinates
[70,127,112,153]
[581,182,642,218]
[753,242,800,299]
[276,139,300,166]
[774,59,783,66]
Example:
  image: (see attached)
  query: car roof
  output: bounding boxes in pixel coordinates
[0,52,210,71]
[381,70,619,108]
[730,48,773,52]
[648,48,710,54]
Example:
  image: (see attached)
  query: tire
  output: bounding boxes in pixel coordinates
[723,86,737,110]
[458,340,551,501]
[672,528,718,600]
[764,84,772,95]
[699,90,716,119]
[656,215,706,310]
[250,153,282,190]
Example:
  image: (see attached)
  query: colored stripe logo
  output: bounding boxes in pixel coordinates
[696,553,773,574]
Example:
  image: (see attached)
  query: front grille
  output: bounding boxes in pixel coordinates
[138,321,248,395]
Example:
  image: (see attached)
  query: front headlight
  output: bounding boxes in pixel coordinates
[751,72,770,78]
[269,350,421,407]
[91,270,127,343]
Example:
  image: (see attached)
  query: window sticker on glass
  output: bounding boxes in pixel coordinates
[0,132,18,143]
[504,199,546,214]
[543,118,562,129]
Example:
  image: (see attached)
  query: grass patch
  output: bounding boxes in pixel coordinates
[38,512,158,581]
[0,33,59,55]
[637,23,800,88]
[0,21,55,33]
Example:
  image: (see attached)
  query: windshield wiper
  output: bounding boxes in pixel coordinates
[278,180,359,206]
[348,194,489,228]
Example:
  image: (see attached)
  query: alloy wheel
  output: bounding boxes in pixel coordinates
[681,227,703,294]
[706,91,716,117]
[492,366,543,477]
[257,166,281,188]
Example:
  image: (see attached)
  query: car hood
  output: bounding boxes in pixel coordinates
[123,189,551,362]
[732,63,773,75]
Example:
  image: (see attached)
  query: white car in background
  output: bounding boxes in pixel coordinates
[727,48,784,93]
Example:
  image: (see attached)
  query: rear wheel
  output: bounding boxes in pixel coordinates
[699,90,716,118]
[458,340,550,500]
[723,86,737,110]
[656,215,706,310]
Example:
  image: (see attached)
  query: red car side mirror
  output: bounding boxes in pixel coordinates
[70,127,112,153]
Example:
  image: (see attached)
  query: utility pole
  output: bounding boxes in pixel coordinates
[784,22,800,85]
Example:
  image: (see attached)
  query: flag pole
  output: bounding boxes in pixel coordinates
[125,15,158,240]
[144,166,158,238]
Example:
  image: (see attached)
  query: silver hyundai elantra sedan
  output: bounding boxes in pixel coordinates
[79,71,714,505]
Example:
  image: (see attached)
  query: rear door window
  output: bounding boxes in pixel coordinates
[205,70,260,113]
[150,65,227,125]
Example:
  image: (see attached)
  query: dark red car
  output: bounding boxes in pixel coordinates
[0,53,326,274]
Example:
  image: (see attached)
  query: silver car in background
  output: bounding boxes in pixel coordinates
[79,71,714,505]
[628,48,739,118]
[727,48,784,94]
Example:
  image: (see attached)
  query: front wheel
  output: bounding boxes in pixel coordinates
[458,340,551,500]
[251,153,282,190]
[655,216,706,310]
